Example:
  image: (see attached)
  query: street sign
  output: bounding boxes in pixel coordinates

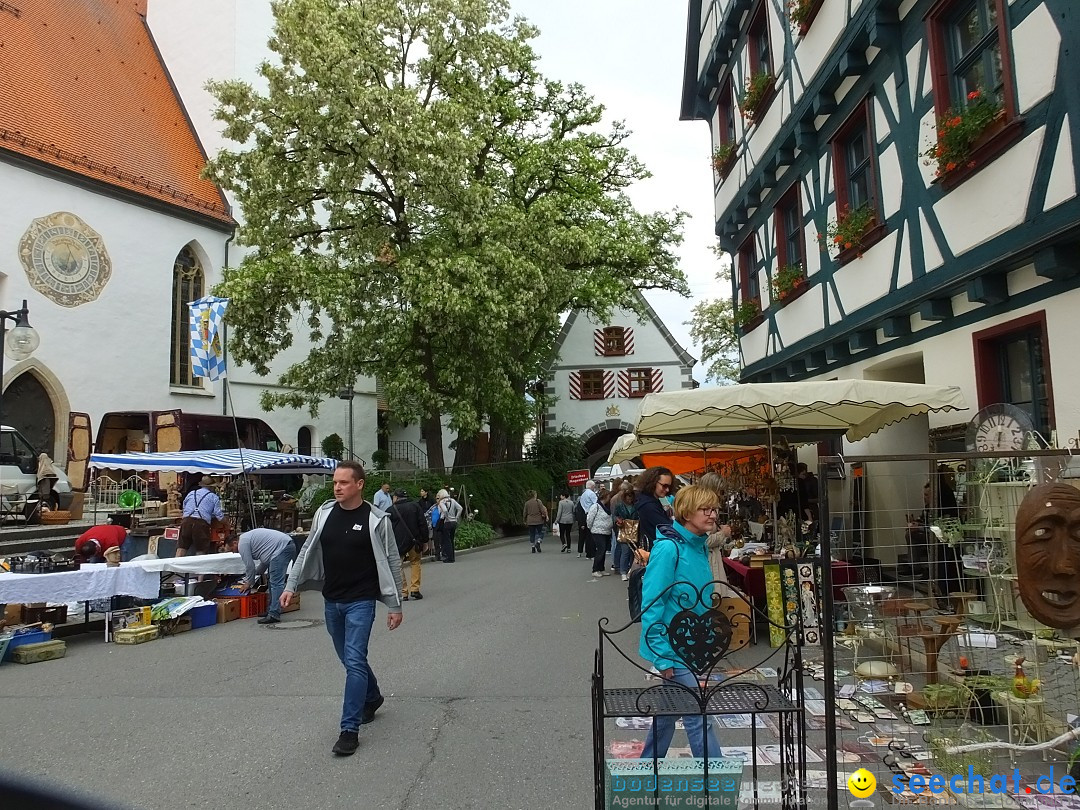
[566,469,589,487]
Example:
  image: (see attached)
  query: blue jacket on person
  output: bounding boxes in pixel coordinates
[634,492,672,550]
[638,521,716,672]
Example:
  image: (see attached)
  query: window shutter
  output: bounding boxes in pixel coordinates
[604,371,616,399]
[651,368,664,394]
[569,371,581,400]
[617,370,630,398]
[624,327,635,355]
[594,329,605,356]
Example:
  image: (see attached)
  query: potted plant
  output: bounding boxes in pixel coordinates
[788,0,820,33]
[817,203,876,258]
[740,72,775,125]
[961,674,1010,725]
[771,264,806,302]
[711,143,736,175]
[734,298,761,329]
[371,448,390,469]
[922,89,1003,180]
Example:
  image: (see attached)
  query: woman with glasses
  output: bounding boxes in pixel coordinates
[639,484,724,759]
[633,466,675,553]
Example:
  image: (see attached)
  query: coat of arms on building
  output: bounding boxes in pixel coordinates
[606,405,621,417]
[18,212,112,308]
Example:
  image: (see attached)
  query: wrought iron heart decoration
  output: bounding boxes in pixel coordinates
[668,607,733,676]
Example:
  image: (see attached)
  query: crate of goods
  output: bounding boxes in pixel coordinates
[114,625,160,645]
[3,629,51,662]
[21,604,68,625]
[605,758,742,810]
[12,639,67,664]
[238,592,269,619]
[189,604,217,630]
[214,598,241,623]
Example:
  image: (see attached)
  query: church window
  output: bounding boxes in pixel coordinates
[170,246,204,386]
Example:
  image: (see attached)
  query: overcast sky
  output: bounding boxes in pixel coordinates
[508,0,725,381]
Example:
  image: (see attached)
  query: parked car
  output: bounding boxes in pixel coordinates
[0,424,74,523]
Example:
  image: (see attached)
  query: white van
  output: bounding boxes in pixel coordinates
[0,425,74,523]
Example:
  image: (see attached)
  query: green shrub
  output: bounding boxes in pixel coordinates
[455,521,495,549]
[320,433,345,460]
[371,448,390,468]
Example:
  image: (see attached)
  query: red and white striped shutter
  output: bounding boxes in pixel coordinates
[593,329,605,356]
[603,371,616,399]
[617,370,631,398]
[650,368,664,394]
[569,371,582,400]
[623,327,635,355]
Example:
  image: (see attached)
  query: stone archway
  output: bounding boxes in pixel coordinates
[1,360,71,462]
[581,420,635,472]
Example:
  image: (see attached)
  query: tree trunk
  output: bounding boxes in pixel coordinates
[421,409,445,473]
[452,433,476,474]
[488,415,508,464]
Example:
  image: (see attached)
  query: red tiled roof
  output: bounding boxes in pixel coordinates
[0,0,233,224]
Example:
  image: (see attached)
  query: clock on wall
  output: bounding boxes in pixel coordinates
[965,403,1036,452]
[18,212,112,308]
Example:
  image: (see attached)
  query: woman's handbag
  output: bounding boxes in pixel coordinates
[617,518,638,544]
[625,536,646,623]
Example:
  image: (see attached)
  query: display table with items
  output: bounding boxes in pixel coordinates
[722,556,858,602]
[0,563,161,603]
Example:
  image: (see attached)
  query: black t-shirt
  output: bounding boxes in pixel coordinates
[320,502,381,602]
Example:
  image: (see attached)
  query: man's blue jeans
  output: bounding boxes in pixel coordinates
[641,668,721,759]
[267,547,294,619]
[324,599,381,732]
[529,525,544,548]
[612,541,634,575]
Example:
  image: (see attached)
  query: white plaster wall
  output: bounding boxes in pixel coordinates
[932,127,1045,257]
[1011,4,1060,115]
[834,231,897,312]
[1044,116,1077,211]
[775,286,826,345]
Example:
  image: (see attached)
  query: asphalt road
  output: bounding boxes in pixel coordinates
[0,537,633,810]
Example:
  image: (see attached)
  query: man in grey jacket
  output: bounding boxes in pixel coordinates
[281,460,403,757]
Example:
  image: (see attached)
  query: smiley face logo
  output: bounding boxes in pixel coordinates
[847,768,876,798]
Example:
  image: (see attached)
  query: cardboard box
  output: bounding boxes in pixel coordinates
[12,639,66,664]
[3,603,22,624]
[114,625,159,645]
[282,593,301,614]
[68,492,86,520]
[214,598,241,623]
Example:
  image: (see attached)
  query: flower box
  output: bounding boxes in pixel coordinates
[789,0,824,35]
[818,203,877,259]
[923,89,1005,184]
[740,73,775,126]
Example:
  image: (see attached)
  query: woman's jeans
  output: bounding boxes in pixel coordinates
[612,541,634,575]
[324,599,382,732]
[641,667,722,759]
[529,524,544,548]
[591,533,609,572]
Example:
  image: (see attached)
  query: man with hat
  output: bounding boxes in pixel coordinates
[175,476,224,557]
[388,488,427,600]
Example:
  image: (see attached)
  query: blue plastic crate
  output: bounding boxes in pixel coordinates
[3,630,51,661]
[188,604,217,630]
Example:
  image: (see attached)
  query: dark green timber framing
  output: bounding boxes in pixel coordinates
[682,0,1080,382]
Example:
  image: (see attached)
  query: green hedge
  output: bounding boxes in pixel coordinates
[300,464,552,531]
[455,521,495,549]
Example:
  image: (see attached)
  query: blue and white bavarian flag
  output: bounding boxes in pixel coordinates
[189,296,228,380]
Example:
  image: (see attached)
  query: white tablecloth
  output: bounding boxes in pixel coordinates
[0,566,161,603]
[125,552,246,576]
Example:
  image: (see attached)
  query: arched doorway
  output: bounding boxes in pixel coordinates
[297,426,313,456]
[582,420,635,472]
[4,372,55,456]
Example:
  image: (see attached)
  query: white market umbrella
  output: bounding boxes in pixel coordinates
[606,432,760,465]
[633,380,968,446]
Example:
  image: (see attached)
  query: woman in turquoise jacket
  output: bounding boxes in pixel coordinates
[638,484,723,760]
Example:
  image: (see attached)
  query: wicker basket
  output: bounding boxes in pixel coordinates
[40,510,71,525]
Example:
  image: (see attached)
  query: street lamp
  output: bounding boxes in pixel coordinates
[0,300,40,431]
[337,386,355,461]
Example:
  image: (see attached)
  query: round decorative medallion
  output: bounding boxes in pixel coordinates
[18,212,112,308]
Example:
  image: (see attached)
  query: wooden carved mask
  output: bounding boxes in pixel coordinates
[1015,482,1080,629]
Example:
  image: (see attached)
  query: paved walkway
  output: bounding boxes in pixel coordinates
[0,536,631,809]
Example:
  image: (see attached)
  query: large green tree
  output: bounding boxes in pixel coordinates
[206,0,688,470]
[687,267,741,385]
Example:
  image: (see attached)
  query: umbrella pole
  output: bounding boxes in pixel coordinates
[768,423,778,551]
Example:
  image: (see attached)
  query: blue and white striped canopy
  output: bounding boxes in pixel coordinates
[89,449,337,475]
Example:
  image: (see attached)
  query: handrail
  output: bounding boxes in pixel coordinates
[388,440,428,470]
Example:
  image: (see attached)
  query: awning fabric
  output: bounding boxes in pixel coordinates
[88,449,337,475]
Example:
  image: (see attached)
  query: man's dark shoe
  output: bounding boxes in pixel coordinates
[257,615,280,625]
[411,592,423,600]
[402,594,409,601]
[332,731,359,756]
[362,695,385,725]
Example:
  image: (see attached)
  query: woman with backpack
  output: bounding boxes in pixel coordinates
[586,489,614,577]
